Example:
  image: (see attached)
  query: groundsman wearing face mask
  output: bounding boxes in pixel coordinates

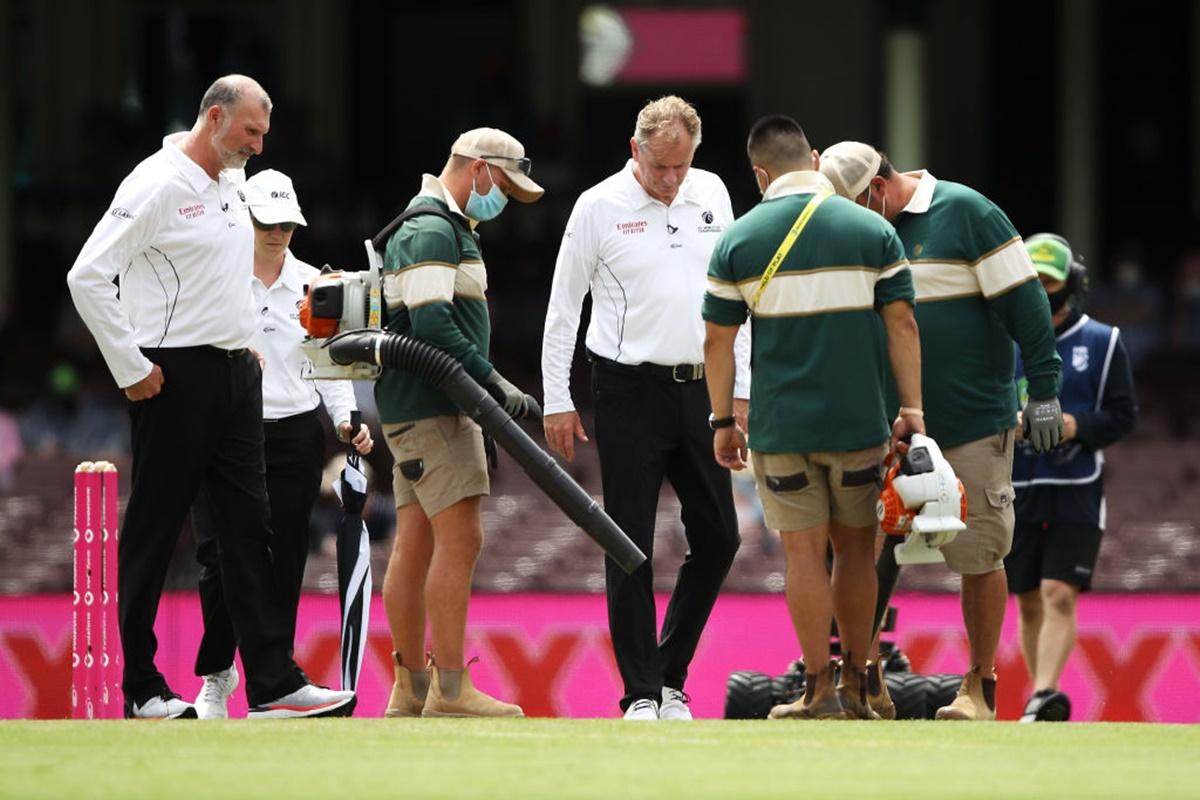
[374,128,544,719]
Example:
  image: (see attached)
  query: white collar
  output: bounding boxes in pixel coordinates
[162,132,218,195]
[761,170,835,202]
[254,251,304,293]
[278,252,306,293]
[419,173,472,226]
[621,159,700,209]
[899,170,938,214]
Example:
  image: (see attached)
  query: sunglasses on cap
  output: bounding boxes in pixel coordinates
[457,153,533,177]
[251,216,298,233]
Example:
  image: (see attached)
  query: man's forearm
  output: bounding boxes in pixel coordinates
[884,302,922,410]
[703,322,739,418]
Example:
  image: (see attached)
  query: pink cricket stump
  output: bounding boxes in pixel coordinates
[71,465,86,719]
[72,463,102,719]
[100,463,121,718]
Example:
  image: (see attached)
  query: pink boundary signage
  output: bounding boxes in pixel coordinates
[2,593,1198,721]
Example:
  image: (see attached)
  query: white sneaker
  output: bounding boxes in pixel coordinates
[126,692,197,720]
[195,663,239,720]
[659,687,693,720]
[623,698,659,720]
[247,683,356,719]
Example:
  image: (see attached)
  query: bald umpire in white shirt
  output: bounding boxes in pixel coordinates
[66,75,354,719]
[190,169,374,719]
[542,95,749,721]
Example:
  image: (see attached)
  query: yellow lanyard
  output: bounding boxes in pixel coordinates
[749,191,831,310]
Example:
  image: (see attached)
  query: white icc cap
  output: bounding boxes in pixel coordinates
[819,141,882,199]
[243,169,307,225]
[451,127,544,203]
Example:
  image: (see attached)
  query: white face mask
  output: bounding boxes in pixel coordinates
[465,164,508,222]
[753,167,769,196]
[866,184,887,219]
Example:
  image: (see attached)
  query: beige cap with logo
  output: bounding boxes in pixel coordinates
[819,141,882,200]
[451,128,545,203]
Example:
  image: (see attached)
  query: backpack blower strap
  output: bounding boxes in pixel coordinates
[370,204,465,256]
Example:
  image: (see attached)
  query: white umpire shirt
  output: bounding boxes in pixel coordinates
[254,252,356,426]
[67,132,258,389]
[542,159,750,415]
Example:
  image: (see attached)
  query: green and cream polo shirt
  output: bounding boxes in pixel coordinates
[703,170,914,454]
[889,171,1061,448]
[375,175,493,424]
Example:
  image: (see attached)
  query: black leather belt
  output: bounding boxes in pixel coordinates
[207,346,249,358]
[588,351,705,383]
[264,409,318,423]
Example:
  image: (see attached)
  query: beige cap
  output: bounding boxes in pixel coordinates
[451,128,544,203]
[244,169,307,225]
[819,141,882,199]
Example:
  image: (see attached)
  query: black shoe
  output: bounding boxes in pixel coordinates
[1019,689,1071,722]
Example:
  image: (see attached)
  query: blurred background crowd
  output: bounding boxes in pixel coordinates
[2,0,1199,597]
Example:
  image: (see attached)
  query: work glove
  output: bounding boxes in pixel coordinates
[483,370,531,419]
[1024,396,1064,453]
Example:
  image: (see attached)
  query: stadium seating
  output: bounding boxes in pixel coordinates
[2,414,1199,595]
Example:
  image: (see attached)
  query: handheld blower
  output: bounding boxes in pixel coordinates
[876,433,967,565]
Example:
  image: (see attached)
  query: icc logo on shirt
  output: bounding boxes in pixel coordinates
[1072,345,1089,372]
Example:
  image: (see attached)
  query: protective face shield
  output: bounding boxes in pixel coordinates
[465,164,509,221]
[877,433,967,565]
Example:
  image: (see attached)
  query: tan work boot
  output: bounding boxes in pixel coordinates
[384,652,428,718]
[837,662,881,720]
[935,666,997,721]
[866,660,896,720]
[769,663,847,720]
[421,657,524,718]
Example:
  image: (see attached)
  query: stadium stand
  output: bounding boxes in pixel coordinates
[3,403,1198,596]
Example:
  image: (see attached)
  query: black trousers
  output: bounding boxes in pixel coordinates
[591,359,741,710]
[120,347,304,707]
[193,409,325,676]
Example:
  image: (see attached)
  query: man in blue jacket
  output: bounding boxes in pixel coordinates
[1008,233,1138,721]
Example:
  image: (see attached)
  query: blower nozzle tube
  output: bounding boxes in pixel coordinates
[327,330,646,574]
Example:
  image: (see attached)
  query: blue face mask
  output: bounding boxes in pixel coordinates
[465,164,508,222]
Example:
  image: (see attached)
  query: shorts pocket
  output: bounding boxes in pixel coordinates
[386,423,415,440]
[386,422,426,465]
[765,471,810,493]
[399,459,425,482]
[985,486,1013,509]
[841,464,881,488]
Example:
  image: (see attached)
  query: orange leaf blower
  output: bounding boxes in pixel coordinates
[876,434,968,565]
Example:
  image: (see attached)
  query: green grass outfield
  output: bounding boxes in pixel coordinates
[2,719,1198,799]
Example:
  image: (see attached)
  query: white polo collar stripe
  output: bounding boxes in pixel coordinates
[900,170,938,215]
[762,170,835,202]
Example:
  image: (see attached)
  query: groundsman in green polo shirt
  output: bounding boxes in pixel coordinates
[703,116,924,720]
[820,141,1063,723]
[375,127,543,720]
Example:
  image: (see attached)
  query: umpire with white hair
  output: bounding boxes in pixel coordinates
[542,96,748,720]
[67,75,354,719]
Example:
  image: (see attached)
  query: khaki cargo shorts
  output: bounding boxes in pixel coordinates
[383,415,489,518]
[938,429,1015,575]
[751,443,888,532]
